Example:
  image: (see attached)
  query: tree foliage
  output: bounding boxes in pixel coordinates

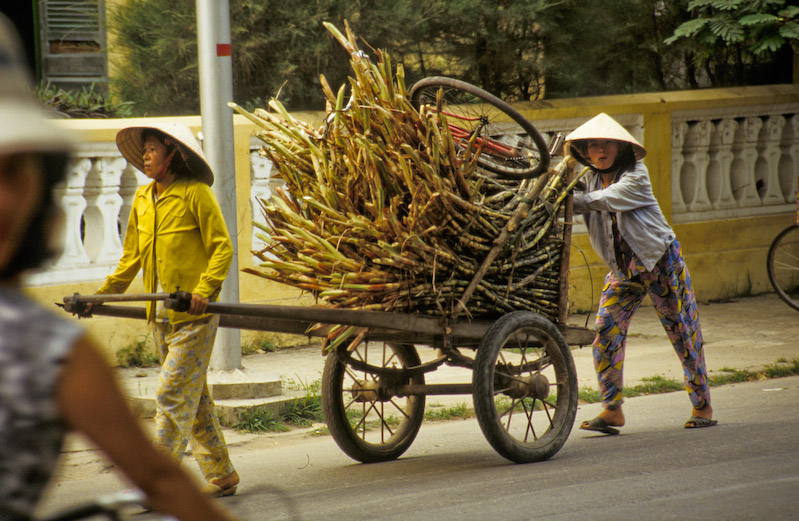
[665,0,798,85]
[108,0,794,116]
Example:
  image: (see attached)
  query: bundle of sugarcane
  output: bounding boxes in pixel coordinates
[230,23,584,349]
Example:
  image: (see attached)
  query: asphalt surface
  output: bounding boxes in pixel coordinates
[40,375,799,520]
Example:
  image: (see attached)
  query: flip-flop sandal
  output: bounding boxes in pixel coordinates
[579,416,620,435]
[684,416,718,429]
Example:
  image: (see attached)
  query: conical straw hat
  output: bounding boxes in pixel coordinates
[116,122,214,186]
[0,14,75,157]
[564,113,646,165]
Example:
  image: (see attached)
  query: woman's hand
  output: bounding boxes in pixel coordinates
[188,293,209,315]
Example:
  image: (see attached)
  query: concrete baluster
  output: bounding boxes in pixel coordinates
[84,155,128,264]
[671,120,688,214]
[53,158,92,268]
[681,120,713,212]
[707,118,738,210]
[758,115,787,206]
[731,117,764,208]
[779,114,799,204]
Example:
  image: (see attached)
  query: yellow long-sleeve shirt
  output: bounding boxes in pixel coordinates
[98,178,233,324]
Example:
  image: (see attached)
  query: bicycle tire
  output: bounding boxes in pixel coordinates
[408,76,550,180]
[767,223,799,311]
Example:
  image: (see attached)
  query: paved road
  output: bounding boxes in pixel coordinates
[38,375,799,521]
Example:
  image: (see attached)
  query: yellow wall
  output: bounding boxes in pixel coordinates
[30,85,799,364]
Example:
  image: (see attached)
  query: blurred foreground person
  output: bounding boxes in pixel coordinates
[0,14,238,521]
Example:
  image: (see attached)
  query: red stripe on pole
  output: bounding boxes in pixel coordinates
[217,43,231,56]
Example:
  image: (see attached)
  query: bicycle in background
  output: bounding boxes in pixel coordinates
[767,177,799,311]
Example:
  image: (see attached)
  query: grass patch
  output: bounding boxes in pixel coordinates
[579,387,601,404]
[242,337,279,355]
[236,376,324,433]
[425,402,474,421]
[116,335,159,368]
[282,395,324,427]
[580,358,799,403]
[235,407,290,433]
[709,368,750,386]
[764,358,799,379]
[344,408,401,431]
[623,375,685,397]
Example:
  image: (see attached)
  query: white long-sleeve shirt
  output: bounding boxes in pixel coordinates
[572,161,675,274]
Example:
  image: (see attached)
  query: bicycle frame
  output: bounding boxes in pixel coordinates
[437,109,530,162]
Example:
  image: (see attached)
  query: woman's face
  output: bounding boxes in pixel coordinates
[586,139,619,170]
[0,154,43,273]
[142,135,170,181]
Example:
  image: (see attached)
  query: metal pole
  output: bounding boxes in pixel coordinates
[196,0,241,370]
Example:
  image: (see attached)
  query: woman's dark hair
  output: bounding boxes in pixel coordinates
[0,152,69,278]
[142,128,205,180]
[613,142,637,173]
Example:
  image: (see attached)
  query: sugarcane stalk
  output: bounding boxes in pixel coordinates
[450,163,556,319]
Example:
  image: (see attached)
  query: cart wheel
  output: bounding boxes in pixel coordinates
[473,311,578,463]
[322,342,426,463]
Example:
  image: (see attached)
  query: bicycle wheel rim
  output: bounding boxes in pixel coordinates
[767,224,799,311]
[408,77,550,180]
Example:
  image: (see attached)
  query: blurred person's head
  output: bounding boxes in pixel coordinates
[0,13,73,279]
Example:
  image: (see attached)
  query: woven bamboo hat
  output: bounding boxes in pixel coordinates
[116,122,214,185]
[0,14,75,157]
[564,113,646,166]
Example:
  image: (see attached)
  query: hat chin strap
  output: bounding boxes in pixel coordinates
[153,148,177,182]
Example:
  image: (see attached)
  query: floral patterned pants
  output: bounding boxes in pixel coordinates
[593,240,710,410]
[152,314,235,482]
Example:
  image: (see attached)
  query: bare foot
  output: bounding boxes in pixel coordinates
[598,407,625,427]
[212,470,239,490]
[692,403,713,420]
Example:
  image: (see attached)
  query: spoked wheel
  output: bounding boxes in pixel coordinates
[408,76,550,180]
[322,342,426,463]
[472,311,577,463]
[767,224,799,311]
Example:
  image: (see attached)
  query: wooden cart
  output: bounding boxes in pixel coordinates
[62,145,592,465]
[62,267,593,465]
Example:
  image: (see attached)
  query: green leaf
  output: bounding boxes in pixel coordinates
[709,15,745,42]
[710,0,745,11]
[739,13,780,26]
[751,34,786,53]
[687,0,717,11]
[686,0,745,11]
[779,22,799,40]
[668,18,711,43]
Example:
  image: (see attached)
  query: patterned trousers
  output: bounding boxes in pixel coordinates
[593,240,710,410]
[152,314,235,482]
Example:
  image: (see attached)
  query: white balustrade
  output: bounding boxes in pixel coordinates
[672,105,799,223]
